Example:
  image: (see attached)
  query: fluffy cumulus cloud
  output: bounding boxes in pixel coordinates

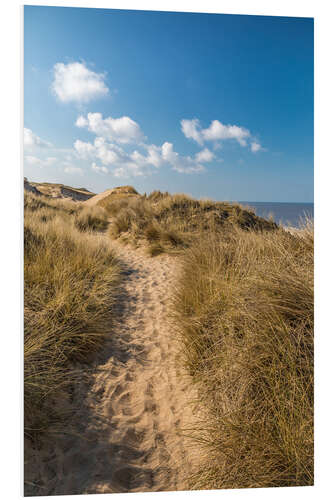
[52,62,109,104]
[24,128,52,149]
[74,137,124,165]
[76,113,144,144]
[73,139,96,159]
[91,162,108,175]
[181,118,262,151]
[140,144,164,168]
[195,148,215,163]
[180,118,203,145]
[160,142,205,174]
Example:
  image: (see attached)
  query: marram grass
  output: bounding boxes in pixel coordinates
[24,193,120,439]
[173,220,313,489]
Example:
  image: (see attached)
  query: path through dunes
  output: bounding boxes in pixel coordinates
[25,236,200,495]
[84,241,200,494]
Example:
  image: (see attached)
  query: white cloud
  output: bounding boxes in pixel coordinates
[75,115,88,128]
[113,167,128,178]
[24,155,56,167]
[108,161,148,178]
[160,142,174,162]
[251,141,262,153]
[203,120,250,146]
[181,118,203,145]
[94,137,124,164]
[91,162,108,175]
[24,128,52,149]
[73,134,205,177]
[161,142,205,174]
[74,137,124,165]
[73,114,213,177]
[130,150,150,166]
[73,137,150,177]
[73,139,96,159]
[195,148,215,163]
[142,144,164,168]
[64,165,83,175]
[76,112,144,144]
[52,62,109,104]
[181,118,253,148]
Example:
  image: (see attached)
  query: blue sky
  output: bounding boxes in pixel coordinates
[24,6,313,201]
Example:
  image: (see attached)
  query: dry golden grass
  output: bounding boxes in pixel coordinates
[104,191,277,255]
[24,185,313,491]
[24,193,120,440]
[97,185,140,210]
[173,219,313,489]
[74,205,109,232]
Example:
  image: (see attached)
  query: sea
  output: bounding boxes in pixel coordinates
[238,202,314,228]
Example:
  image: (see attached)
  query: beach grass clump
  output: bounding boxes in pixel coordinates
[105,190,277,255]
[74,205,109,232]
[24,193,120,439]
[173,220,313,489]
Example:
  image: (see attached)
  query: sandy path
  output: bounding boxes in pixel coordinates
[25,238,199,495]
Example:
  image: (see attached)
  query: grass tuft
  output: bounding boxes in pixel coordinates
[74,205,109,232]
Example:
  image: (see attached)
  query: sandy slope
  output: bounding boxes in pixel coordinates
[25,237,200,496]
[83,188,116,206]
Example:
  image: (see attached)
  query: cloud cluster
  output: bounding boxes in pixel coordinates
[25,59,266,181]
[91,162,109,175]
[76,112,144,144]
[73,112,212,177]
[181,118,261,150]
[52,62,109,104]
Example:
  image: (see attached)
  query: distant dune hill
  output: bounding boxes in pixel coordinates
[26,180,95,201]
[24,177,42,196]
[85,185,139,207]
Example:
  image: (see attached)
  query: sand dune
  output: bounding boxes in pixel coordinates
[83,188,116,206]
[25,234,200,495]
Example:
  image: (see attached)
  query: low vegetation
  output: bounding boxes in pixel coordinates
[102,189,277,255]
[74,205,109,232]
[24,183,314,492]
[173,220,313,489]
[24,193,120,441]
